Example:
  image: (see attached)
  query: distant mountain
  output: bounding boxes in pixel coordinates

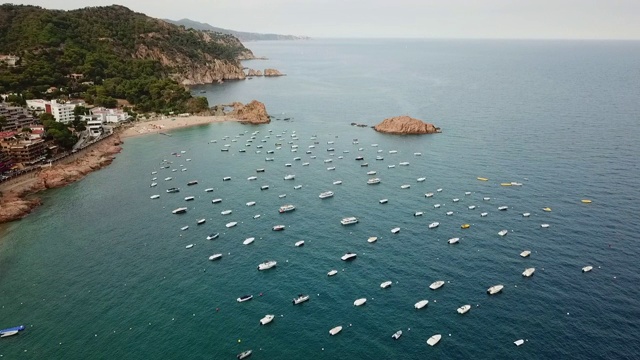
[165,18,309,41]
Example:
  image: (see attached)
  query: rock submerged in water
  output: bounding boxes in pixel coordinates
[229,100,270,124]
[373,116,440,135]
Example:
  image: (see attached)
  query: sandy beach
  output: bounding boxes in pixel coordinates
[121,115,241,138]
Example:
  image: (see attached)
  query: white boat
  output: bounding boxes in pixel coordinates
[185,244,194,249]
[379,199,388,204]
[181,226,189,231]
[333,180,342,185]
[243,237,255,245]
[150,182,158,187]
[371,143,378,147]
[498,206,508,211]
[246,201,256,206]
[520,250,531,257]
[417,177,426,182]
[319,191,334,199]
[380,281,393,288]
[391,227,400,234]
[197,219,206,225]
[388,165,395,168]
[221,210,232,215]
[272,225,285,231]
[429,280,445,290]
[483,197,491,201]
[446,211,454,216]
[237,295,253,303]
[151,171,157,175]
[204,188,214,192]
[341,252,357,261]
[0,330,19,338]
[465,191,472,195]
[366,171,377,175]
[257,315,276,327]
[226,221,238,228]
[498,229,508,236]
[150,195,160,199]
[415,300,429,309]
[247,176,257,181]
[457,305,471,314]
[258,261,277,270]
[481,212,488,217]
[329,326,343,336]
[582,265,593,273]
[253,214,261,219]
[164,177,172,181]
[448,237,460,244]
[284,174,295,180]
[294,185,302,189]
[354,298,367,306]
[522,267,536,277]
[436,188,443,192]
[292,294,310,304]
[172,207,188,214]
[341,217,358,225]
[328,269,338,276]
[285,163,293,167]
[367,178,381,185]
[256,168,265,173]
[487,284,504,295]
[184,196,195,201]
[260,185,269,190]
[429,222,440,229]
[324,159,333,163]
[302,162,309,166]
[468,205,476,210]
[399,162,409,166]
[376,156,384,160]
[514,339,525,346]
[207,233,219,240]
[389,150,398,154]
[209,253,222,261]
[211,198,222,204]
[279,204,296,213]
[367,237,378,243]
[414,152,422,156]
[414,211,424,217]
[433,204,441,208]
[223,177,231,181]
[522,212,531,217]
[541,223,550,228]
[400,184,411,189]
[427,334,442,346]
[452,198,459,202]
[278,194,286,198]
[425,193,434,198]
[295,240,305,247]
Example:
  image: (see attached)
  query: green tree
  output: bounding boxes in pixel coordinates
[0,115,7,130]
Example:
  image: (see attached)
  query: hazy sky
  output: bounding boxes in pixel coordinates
[13,0,640,39]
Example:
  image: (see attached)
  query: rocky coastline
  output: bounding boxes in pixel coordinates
[373,115,440,135]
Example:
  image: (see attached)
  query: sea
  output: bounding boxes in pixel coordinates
[1,39,640,359]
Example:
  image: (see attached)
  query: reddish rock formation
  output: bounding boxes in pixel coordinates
[264,68,285,76]
[246,69,263,76]
[373,116,440,135]
[229,100,270,124]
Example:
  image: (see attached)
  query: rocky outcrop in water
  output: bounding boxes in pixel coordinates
[264,68,285,76]
[229,100,270,124]
[247,69,263,76]
[373,116,440,135]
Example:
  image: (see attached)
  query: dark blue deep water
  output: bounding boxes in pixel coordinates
[1,40,640,359]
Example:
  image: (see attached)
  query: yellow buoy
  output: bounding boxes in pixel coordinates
[477,177,489,181]
[581,199,592,204]
[543,207,552,212]
[461,224,470,229]
[500,183,512,186]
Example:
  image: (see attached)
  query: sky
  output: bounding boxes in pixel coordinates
[12,0,640,39]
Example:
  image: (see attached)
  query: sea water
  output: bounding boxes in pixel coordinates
[1,39,639,359]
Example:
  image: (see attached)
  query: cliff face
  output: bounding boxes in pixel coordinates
[229,100,270,124]
[373,116,440,135]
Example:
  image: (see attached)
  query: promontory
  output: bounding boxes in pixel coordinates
[373,116,440,135]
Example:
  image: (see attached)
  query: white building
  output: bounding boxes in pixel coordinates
[26,99,48,115]
[91,107,131,123]
[86,119,104,137]
[50,100,83,124]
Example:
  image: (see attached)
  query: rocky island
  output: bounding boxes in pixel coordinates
[373,115,440,135]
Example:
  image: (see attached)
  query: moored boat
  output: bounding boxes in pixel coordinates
[415,300,429,309]
[295,240,305,247]
[457,304,471,314]
[209,253,222,261]
[172,207,188,214]
[461,223,470,229]
[237,295,253,303]
[328,269,338,276]
[429,280,445,290]
[292,294,310,304]
[187,180,198,186]
[329,326,343,336]
[392,330,403,339]
[487,284,504,295]
[279,204,296,213]
[391,227,400,234]
[243,237,255,245]
[319,191,334,199]
[414,211,424,217]
[166,187,180,193]
[260,315,275,325]
[341,252,357,261]
[379,199,388,204]
[498,205,508,211]
[367,178,381,185]
[428,222,439,229]
[237,350,252,359]
[522,267,536,277]
[258,261,277,270]
[341,217,358,225]
[498,229,508,236]
[246,201,256,206]
[226,221,238,228]
[368,236,378,243]
[211,198,222,203]
[427,334,442,346]
[380,281,393,288]
[520,250,531,257]
[150,195,160,199]
[448,237,460,244]
[582,265,593,273]
[272,225,285,231]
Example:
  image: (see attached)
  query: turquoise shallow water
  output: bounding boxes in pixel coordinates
[1,40,640,359]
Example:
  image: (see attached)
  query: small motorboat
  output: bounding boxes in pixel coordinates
[425,193,434,198]
[243,237,255,245]
[209,253,222,261]
[543,207,552,212]
[354,298,367,306]
[520,250,531,257]
[197,219,206,225]
[237,350,252,359]
[483,197,491,201]
[452,198,460,202]
[498,206,508,211]
[247,176,258,181]
[541,223,550,228]
[522,267,536,277]
[434,204,441,208]
[258,261,277,270]
[166,188,180,193]
[465,191,472,195]
[380,281,392,288]
[399,162,409,166]
[207,233,219,240]
[341,252,357,261]
[180,226,189,231]
[367,178,381,185]
[237,295,253,303]
[0,330,19,338]
[436,188,443,192]
[391,227,400,234]
[367,171,377,175]
[226,222,238,228]
[415,300,429,309]
[223,177,231,181]
[341,217,358,225]
[328,269,338,276]
[204,188,214,192]
[429,280,445,290]
[379,199,388,204]
[185,244,194,249]
[400,184,411,189]
[481,212,488,217]
[522,212,531,217]
[333,180,342,185]
[329,326,343,336]
[184,196,195,201]
[253,215,261,219]
[461,224,471,229]
[246,201,256,206]
[477,177,488,181]
[498,229,508,236]
[582,265,593,273]
[221,210,232,215]
[256,168,265,173]
[417,177,426,182]
[428,222,440,229]
[212,198,222,204]
[581,199,592,204]
[172,207,188,214]
[427,334,442,346]
[292,294,310,304]
[164,177,172,181]
[294,185,302,190]
[295,240,305,247]
[272,225,285,231]
[284,174,295,180]
[327,167,336,171]
[392,330,403,339]
[319,191,334,199]
[150,182,158,187]
[448,237,460,244]
[457,305,471,314]
[187,180,198,186]
[487,284,504,295]
[367,237,378,243]
[468,205,476,210]
[514,339,525,347]
[446,211,454,216]
[260,185,269,190]
[414,211,424,217]
[260,315,275,325]
[388,165,395,168]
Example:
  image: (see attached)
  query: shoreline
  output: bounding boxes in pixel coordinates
[0,114,246,224]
